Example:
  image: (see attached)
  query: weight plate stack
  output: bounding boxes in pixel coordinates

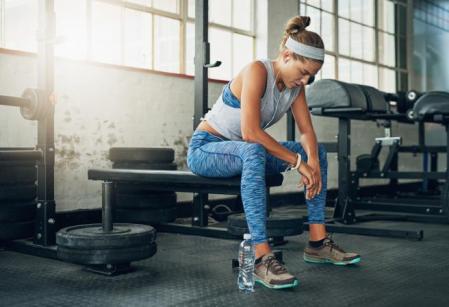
[227,212,304,237]
[109,147,178,225]
[0,161,37,241]
[56,223,157,265]
[109,147,174,163]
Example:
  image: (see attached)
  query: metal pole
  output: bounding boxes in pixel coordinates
[0,95,31,108]
[193,0,209,130]
[102,182,114,232]
[34,0,56,246]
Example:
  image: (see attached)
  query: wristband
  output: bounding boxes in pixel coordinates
[291,153,302,170]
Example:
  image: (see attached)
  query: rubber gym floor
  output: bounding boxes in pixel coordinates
[1,213,448,307]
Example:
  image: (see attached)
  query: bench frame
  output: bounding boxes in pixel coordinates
[87,169,284,240]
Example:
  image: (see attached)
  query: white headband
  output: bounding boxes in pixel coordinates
[285,36,325,61]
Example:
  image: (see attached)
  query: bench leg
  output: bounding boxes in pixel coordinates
[192,193,208,227]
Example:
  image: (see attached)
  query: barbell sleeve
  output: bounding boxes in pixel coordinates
[0,95,31,108]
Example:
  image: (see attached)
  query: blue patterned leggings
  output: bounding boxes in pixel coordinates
[187,130,328,245]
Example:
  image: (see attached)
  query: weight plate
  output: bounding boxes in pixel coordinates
[56,223,156,249]
[0,160,36,166]
[109,147,174,163]
[227,212,303,237]
[0,221,34,241]
[113,162,177,170]
[115,192,177,209]
[20,88,50,121]
[114,207,177,224]
[0,184,37,201]
[0,201,36,222]
[57,242,157,265]
[0,166,36,184]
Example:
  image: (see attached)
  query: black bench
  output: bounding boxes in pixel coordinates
[88,169,284,230]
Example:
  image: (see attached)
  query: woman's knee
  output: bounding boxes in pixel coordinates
[242,143,267,160]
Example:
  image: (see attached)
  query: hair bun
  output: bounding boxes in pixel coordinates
[285,16,311,35]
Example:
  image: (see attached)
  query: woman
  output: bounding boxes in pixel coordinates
[187,16,360,289]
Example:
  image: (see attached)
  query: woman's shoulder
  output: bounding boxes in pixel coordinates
[231,60,269,100]
[240,60,268,82]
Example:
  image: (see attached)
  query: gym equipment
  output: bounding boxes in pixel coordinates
[0,0,56,248]
[113,162,177,170]
[57,182,157,275]
[227,212,303,245]
[115,192,177,210]
[0,150,41,241]
[109,147,175,163]
[88,168,284,239]
[0,162,37,184]
[0,88,51,121]
[304,78,449,238]
[193,0,221,130]
[0,221,34,241]
[111,148,178,224]
[114,207,177,224]
[0,202,37,223]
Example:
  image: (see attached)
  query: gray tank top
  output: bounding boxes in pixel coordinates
[203,59,301,141]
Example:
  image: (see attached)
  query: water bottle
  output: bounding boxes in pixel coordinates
[237,233,255,292]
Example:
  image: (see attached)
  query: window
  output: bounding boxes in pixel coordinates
[0,0,255,80]
[300,0,407,92]
[186,0,255,79]
[3,0,38,52]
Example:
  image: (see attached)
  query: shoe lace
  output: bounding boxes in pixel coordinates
[324,234,346,253]
[264,255,287,275]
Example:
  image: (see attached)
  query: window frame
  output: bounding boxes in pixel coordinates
[0,0,256,80]
[300,0,409,92]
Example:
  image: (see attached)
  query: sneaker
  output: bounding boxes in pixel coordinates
[303,235,361,265]
[254,253,299,289]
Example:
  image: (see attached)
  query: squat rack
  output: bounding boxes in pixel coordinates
[0,0,56,250]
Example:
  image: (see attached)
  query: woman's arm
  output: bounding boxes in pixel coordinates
[291,88,322,198]
[290,88,319,162]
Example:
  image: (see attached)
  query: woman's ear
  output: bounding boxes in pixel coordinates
[282,50,290,64]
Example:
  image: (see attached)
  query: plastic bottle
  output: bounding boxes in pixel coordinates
[237,233,255,292]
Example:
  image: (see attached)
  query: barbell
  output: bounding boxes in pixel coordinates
[0,88,52,121]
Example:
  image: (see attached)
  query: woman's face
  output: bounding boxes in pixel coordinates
[281,55,322,89]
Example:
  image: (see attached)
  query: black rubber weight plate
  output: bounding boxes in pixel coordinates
[114,207,177,224]
[0,166,36,184]
[109,147,174,163]
[0,184,37,201]
[115,192,177,209]
[0,160,36,167]
[0,201,36,222]
[57,242,157,265]
[56,223,156,249]
[112,162,177,170]
[0,221,34,241]
[227,213,303,236]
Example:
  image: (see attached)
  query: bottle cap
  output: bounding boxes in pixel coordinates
[243,233,251,240]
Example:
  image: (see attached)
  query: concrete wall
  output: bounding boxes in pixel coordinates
[0,0,436,212]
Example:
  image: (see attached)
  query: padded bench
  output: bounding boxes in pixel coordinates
[88,169,284,227]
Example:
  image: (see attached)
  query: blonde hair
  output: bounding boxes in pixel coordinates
[279,16,324,63]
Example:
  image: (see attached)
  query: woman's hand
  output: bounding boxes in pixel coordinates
[298,159,322,200]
